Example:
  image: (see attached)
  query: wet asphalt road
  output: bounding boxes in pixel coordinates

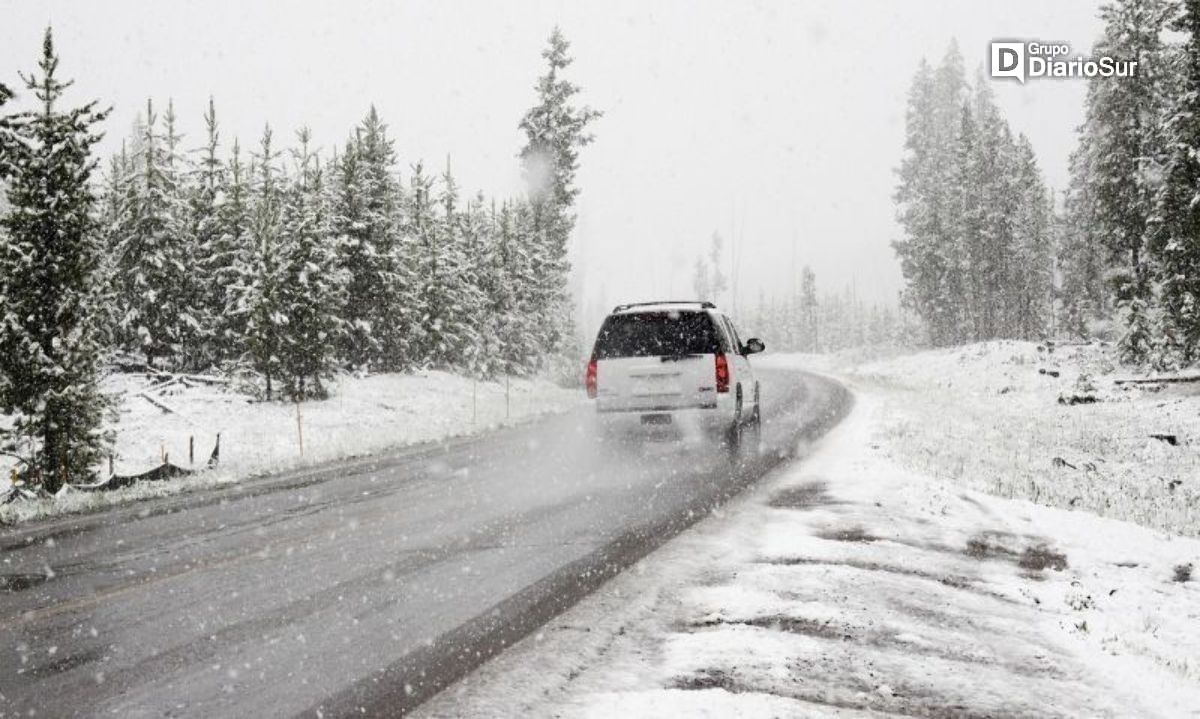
[0,368,848,718]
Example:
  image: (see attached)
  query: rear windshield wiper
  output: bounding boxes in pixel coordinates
[660,353,703,362]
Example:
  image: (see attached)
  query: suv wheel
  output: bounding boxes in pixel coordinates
[745,404,762,458]
[725,393,744,456]
[726,402,762,468]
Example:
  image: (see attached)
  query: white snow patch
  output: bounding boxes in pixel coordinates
[838,340,1200,536]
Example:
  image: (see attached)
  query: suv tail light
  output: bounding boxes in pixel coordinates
[585,359,598,398]
[715,352,730,393]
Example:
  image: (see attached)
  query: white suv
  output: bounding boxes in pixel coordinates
[585,301,765,451]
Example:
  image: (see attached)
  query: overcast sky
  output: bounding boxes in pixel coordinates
[2,0,1105,327]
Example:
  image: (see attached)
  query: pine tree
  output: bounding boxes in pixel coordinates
[276,128,344,399]
[115,99,194,369]
[95,144,134,351]
[1153,0,1200,362]
[460,193,500,379]
[948,99,983,341]
[210,138,252,364]
[482,200,522,376]
[1059,132,1109,337]
[518,27,600,364]
[242,126,285,398]
[329,135,367,366]
[162,99,205,368]
[413,159,482,369]
[1083,0,1173,362]
[407,162,443,366]
[969,77,1020,340]
[799,266,818,351]
[499,200,541,374]
[1011,135,1054,339]
[893,48,968,346]
[189,97,226,369]
[334,107,411,371]
[0,80,14,179]
[0,28,112,490]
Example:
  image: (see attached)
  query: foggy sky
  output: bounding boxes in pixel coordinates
[2,0,1104,329]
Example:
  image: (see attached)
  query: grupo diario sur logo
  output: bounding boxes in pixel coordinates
[990,41,1138,83]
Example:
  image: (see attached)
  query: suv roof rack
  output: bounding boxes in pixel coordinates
[611,300,716,313]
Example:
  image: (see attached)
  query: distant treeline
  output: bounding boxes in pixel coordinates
[743,266,923,355]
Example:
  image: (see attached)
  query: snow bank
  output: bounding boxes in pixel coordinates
[1,370,581,525]
[417,391,1200,718]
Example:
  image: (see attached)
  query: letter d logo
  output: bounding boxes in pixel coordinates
[990,42,1025,83]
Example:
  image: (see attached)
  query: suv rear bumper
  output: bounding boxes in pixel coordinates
[593,391,733,415]
[595,401,717,413]
[592,399,736,435]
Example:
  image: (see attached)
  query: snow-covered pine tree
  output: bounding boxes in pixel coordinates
[518,27,600,365]
[460,192,499,379]
[95,144,134,352]
[334,107,411,371]
[1082,0,1174,362]
[275,128,344,400]
[1153,0,1200,364]
[481,200,522,376]
[947,100,983,341]
[968,77,1021,340]
[0,80,13,178]
[115,99,195,369]
[242,126,285,398]
[407,162,450,367]
[189,97,226,369]
[210,138,253,365]
[162,99,205,368]
[503,200,543,374]
[1011,135,1054,340]
[329,135,369,366]
[363,108,415,371]
[893,48,968,346]
[485,201,515,376]
[799,266,818,352]
[0,28,112,490]
[1058,124,1110,338]
[417,159,483,369]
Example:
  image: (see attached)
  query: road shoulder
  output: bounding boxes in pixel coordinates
[416,385,1200,718]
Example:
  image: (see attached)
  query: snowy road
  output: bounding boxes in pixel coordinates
[418,384,1200,718]
[0,368,849,718]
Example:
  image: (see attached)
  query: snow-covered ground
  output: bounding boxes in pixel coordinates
[844,340,1200,538]
[0,370,581,525]
[418,351,1200,717]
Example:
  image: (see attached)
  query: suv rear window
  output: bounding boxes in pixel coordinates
[592,311,721,359]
